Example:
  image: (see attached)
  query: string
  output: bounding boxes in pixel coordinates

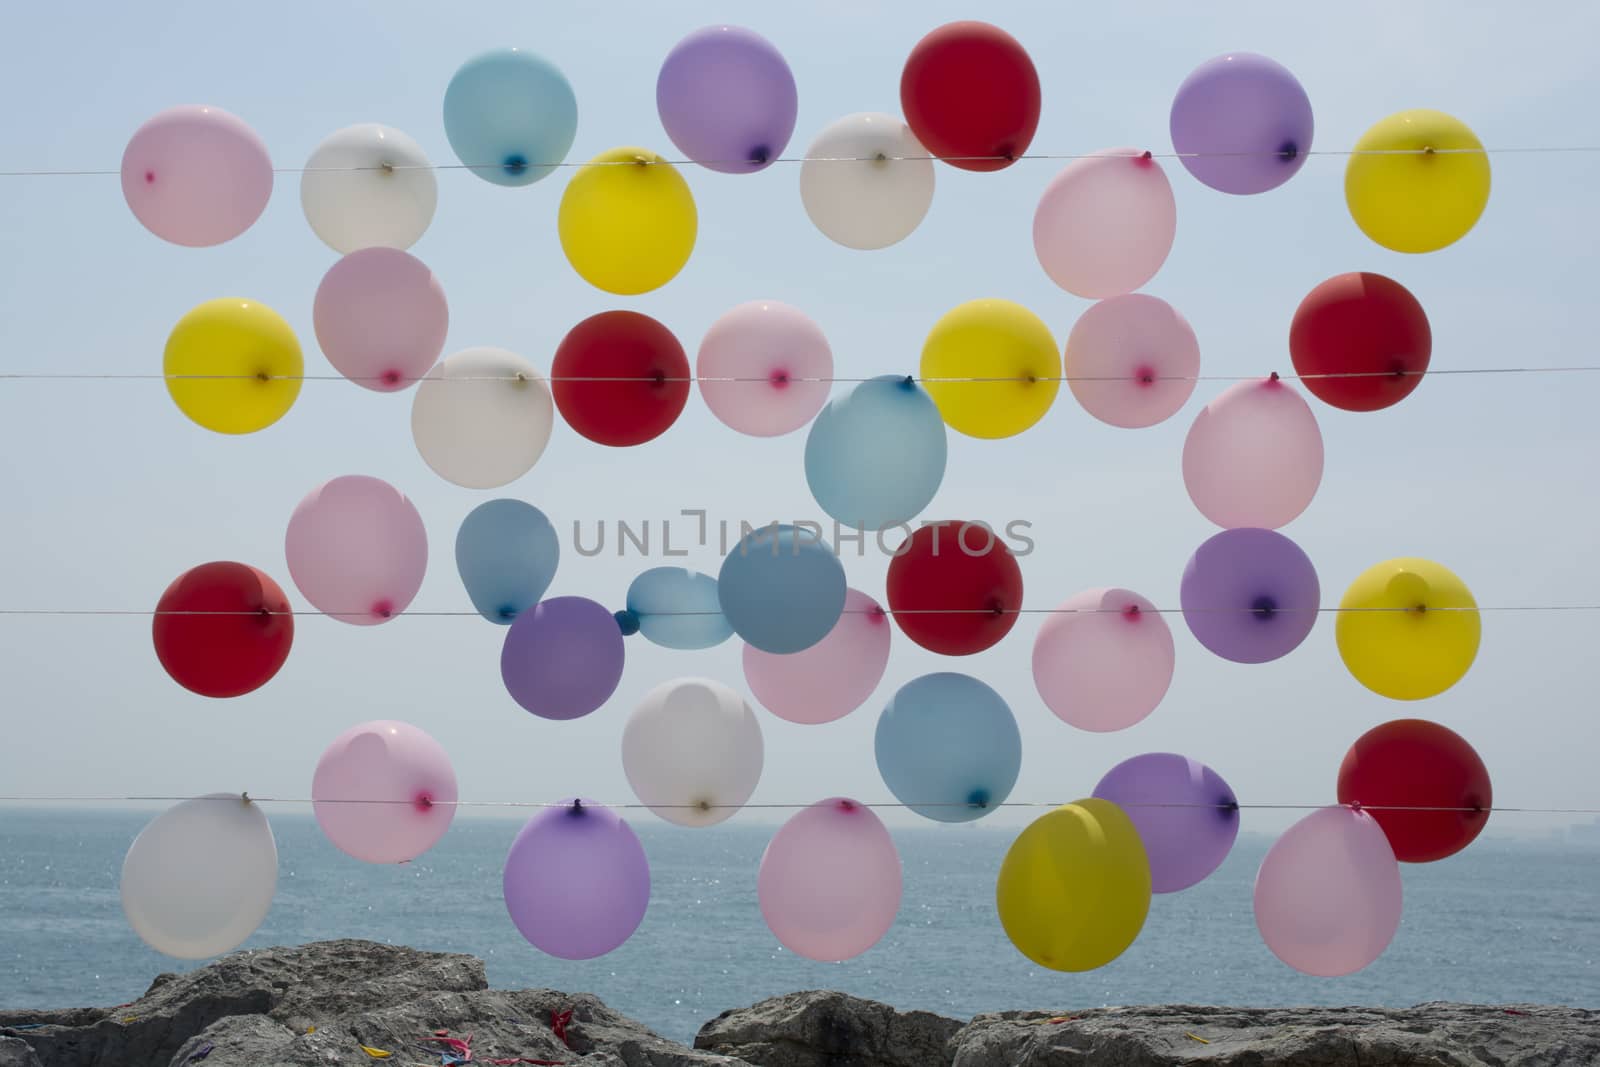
[0,605,1585,619]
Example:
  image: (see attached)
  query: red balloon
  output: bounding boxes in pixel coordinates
[1289,272,1431,412]
[152,562,294,698]
[1336,718,1492,863]
[886,521,1023,654]
[553,311,690,446]
[900,21,1041,172]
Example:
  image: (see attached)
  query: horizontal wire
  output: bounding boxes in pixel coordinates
[0,605,1578,618]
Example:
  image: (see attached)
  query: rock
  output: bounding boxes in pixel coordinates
[0,1038,42,1067]
[694,990,963,1067]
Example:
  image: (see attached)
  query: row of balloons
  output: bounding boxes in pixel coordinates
[121,712,1491,977]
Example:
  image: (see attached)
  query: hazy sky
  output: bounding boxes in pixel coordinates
[2,0,1598,843]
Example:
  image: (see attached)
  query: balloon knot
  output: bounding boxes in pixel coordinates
[748,144,770,166]
[497,605,518,622]
[503,154,528,175]
[240,792,251,805]
[1137,150,1153,166]
[379,160,395,175]
[1251,595,1277,620]
[899,375,916,391]
[1121,603,1141,620]
[382,369,402,387]
[1412,603,1428,616]
[868,604,888,624]
[651,368,667,387]
[987,598,1007,617]
[255,370,272,383]
[1348,800,1363,813]
[768,368,790,389]
[144,170,155,184]
[568,799,585,816]
[614,609,641,635]
[1278,140,1299,161]
[1268,371,1281,383]
[695,798,712,813]
[967,789,990,810]
[1221,797,1240,816]
[372,600,394,620]
[632,154,651,166]
[1422,145,1436,155]
[1134,364,1156,387]
[414,793,434,812]
[836,799,858,813]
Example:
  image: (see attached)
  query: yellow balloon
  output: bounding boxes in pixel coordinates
[164,299,302,434]
[1337,557,1480,700]
[995,798,1150,972]
[558,147,697,295]
[920,299,1060,438]
[1345,109,1490,254]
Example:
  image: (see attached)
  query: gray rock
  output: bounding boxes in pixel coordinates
[0,1037,42,1067]
[695,990,963,1067]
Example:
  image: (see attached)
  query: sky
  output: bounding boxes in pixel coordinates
[2,0,1599,843]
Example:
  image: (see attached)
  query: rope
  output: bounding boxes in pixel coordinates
[0,605,1576,619]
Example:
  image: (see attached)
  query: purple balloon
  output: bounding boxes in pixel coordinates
[1093,753,1239,893]
[501,596,625,720]
[1180,528,1319,663]
[502,799,650,959]
[656,26,798,173]
[1170,53,1313,195]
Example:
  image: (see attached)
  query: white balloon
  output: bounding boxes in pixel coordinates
[301,124,437,253]
[622,678,764,827]
[411,347,555,489]
[121,794,277,960]
[800,113,934,250]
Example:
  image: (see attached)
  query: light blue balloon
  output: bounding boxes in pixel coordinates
[626,567,733,650]
[455,499,560,624]
[443,48,578,186]
[805,375,947,530]
[875,673,1021,823]
[717,525,845,654]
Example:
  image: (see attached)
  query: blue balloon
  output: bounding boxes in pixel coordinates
[626,567,733,650]
[443,49,578,186]
[805,375,947,530]
[717,525,845,654]
[875,673,1021,823]
[455,499,560,624]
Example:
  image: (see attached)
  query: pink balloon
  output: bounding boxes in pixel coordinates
[1032,588,1175,732]
[285,475,428,625]
[121,106,273,247]
[1182,378,1324,529]
[1065,295,1200,428]
[1033,148,1177,299]
[1254,806,1403,976]
[758,798,901,961]
[312,720,457,864]
[743,588,891,724]
[698,301,833,436]
[313,249,449,392]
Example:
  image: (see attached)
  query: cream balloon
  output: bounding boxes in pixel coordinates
[411,348,555,489]
[301,124,437,253]
[800,113,935,250]
[622,678,764,827]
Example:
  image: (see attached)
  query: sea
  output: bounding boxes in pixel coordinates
[1,810,1596,1045]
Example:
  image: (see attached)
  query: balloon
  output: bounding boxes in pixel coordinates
[1093,753,1239,892]
[874,673,1020,822]
[502,800,649,960]
[718,525,846,654]
[697,301,832,437]
[1182,378,1324,529]
[313,248,448,391]
[1254,806,1402,976]
[1345,109,1490,253]
[1180,528,1320,664]
[920,300,1060,438]
[121,106,272,246]
[656,26,797,173]
[152,562,293,698]
[411,347,555,488]
[900,22,1040,171]
[552,312,690,446]
[121,795,277,959]
[1032,588,1174,732]
[1064,294,1200,429]
[622,678,763,827]
[1338,719,1492,862]
[758,799,901,962]
[996,798,1150,971]
[1169,54,1314,195]
[743,589,892,725]
[886,522,1022,655]
[300,124,437,253]
[164,298,302,434]
[1289,273,1431,412]
[1034,149,1177,299]
[805,376,947,529]
[799,114,935,250]
[443,48,578,186]
[625,567,733,650]
[312,720,458,864]
[1337,558,1480,700]
[559,148,696,294]
[285,475,428,625]
[500,596,625,720]
[455,499,560,624]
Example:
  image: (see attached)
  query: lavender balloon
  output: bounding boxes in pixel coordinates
[657,26,798,173]
[503,799,649,959]
[500,597,625,720]
[1170,53,1313,195]
[1093,753,1238,893]
[1180,528,1319,664]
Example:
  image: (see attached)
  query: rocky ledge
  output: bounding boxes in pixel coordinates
[1,941,1594,1067]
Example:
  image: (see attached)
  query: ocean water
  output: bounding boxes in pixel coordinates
[1,810,1596,1044]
